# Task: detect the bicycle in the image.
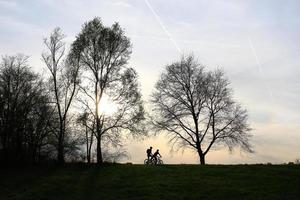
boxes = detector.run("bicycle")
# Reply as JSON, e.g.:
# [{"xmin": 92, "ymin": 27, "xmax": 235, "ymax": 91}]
[{"xmin": 144, "ymin": 156, "xmax": 163, "ymax": 165}]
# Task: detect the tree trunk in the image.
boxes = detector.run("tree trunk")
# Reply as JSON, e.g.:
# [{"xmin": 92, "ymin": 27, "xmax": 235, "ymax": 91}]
[
  {"xmin": 57, "ymin": 146, "xmax": 64, "ymax": 164},
  {"xmin": 197, "ymin": 149, "xmax": 205, "ymax": 165},
  {"xmin": 87, "ymin": 154, "xmax": 91, "ymax": 163},
  {"xmin": 86, "ymin": 137, "xmax": 91, "ymax": 163},
  {"xmin": 88, "ymin": 132, "xmax": 93, "ymax": 163},
  {"xmin": 196, "ymin": 141, "xmax": 205, "ymax": 165},
  {"xmin": 200, "ymin": 154, "xmax": 205, "ymax": 165},
  {"xmin": 96, "ymin": 135, "xmax": 103, "ymax": 164},
  {"xmin": 57, "ymin": 149, "xmax": 64, "ymax": 164},
  {"xmin": 57, "ymin": 132, "xmax": 64, "ymax": 164},
  {"xmin": 95, "ymin": 113, "xmax": 103, "ymax": 164},
  {"xmin": 85, "ymin": 126, "xmax": 90, "ymax": 163}
]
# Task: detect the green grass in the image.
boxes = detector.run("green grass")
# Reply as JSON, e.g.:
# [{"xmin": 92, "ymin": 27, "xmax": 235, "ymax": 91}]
[{"xmin": 1, "ymin": 164, "xmax": 300, "ymax": 200}]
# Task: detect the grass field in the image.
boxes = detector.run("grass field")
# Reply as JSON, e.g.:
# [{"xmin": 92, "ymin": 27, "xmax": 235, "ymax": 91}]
[{"xmin": 1, "ymin": 164, "xmax": 300, "ymax": 200}]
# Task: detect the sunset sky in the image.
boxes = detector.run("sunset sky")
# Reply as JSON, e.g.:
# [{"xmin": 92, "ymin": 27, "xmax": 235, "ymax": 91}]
[{"xmin": 0, "ymin": 0, "xmax": 299, "ymax": 164}]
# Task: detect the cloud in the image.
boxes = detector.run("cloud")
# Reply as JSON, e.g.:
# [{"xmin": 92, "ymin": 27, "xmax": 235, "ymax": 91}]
[
  {"xmin": 0, "ymin": 16, "xmax": 45, "ymax": 35},
  {"xmin": 0, "ymin": 0, "xmax": 18, "ymax": 8},
  {"xmin": 112, "ymin": 1, "xmax": 132, "ymax": 8}
]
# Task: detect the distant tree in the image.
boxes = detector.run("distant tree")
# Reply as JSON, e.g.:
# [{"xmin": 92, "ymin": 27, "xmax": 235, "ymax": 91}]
[
  {"xmin": 151, "ymin": 55, "xmax": 252, "ymax": 165},
  {"xmin": 102, "ymin": 147, "xmax": 129, "ymax": 163},
  {"xmin": 42, "ymin": 28, "xmax": 80, "ymax": 164},
  {"xmin": 76, "ymin": 110, "xmax": 95, "ymax": 163},
  {"xmin": 0, "ymin": 55, "xmax": 54, "ymax": 163},
  {"xmin": 71, "ymin": 17, "xmax": 145, "ymax": 164}
]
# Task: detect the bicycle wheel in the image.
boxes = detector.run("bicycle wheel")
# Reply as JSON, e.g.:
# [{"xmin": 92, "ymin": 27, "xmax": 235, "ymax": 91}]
[
  {"xmin": 144, "ymin": 159, "xmax": 149, "ymax": 165},
  {"xmin": 158, "ymin": 159, "xmax": 163, "ymax": 165}
]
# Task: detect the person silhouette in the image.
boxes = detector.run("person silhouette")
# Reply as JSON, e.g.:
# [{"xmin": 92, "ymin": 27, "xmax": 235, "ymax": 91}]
[
  {"xmin": 152, "ymin": 149, "xmax": 161, "ymax": 164},
  {"xmin": 146, "ymin": 146, "xmax": 153, "ymax": 161}
]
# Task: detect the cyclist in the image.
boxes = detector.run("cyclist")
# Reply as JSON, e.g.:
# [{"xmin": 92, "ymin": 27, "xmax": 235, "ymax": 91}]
[
  {"xmin": 151, "ymin": 149, "xmax": 161, "ymax": 164},
  {"xmin": 146, "ymin": 146, "xmax": 153, "ymax": 161}
]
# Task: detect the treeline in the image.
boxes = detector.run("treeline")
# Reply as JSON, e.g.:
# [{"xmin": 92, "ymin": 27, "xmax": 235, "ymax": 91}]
[
  {"xmin": 0, "ymin": 17, "xmax": 145, "ymax": 164},
  {"xmin": 0, "ymin": 17, "xmax": 252, "ymax": 165},
  {"xmin": 0, "ymin": 55, "xmax": 56, "ymax": 163}
]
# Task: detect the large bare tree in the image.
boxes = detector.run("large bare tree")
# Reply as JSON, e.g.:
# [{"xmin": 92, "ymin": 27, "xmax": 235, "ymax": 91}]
[
  {"xmin": 151, "ymin": 55, "xmax": 252, "ymax": 165},
  {"xmin": 42, "ymin": 28, "xmax": 80, "ymax": 164},
  {"xmin": 71, "ymin": 18, "xmax": 145, "ymax": 164},
  {"xmin": 0, "ymin": 55, "xmax": 55, "ymax": 163}
]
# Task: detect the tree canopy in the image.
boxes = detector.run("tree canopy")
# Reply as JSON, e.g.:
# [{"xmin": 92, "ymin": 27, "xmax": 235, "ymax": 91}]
[{"xmin": 151, "ymin": 55, "xmax": 252, "ymax": 164}]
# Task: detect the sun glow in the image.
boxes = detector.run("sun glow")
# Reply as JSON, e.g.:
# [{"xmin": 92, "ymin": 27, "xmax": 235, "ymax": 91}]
[{"xmin": 98, "ymin": 95, "xmax": 118, "ymax": 116}]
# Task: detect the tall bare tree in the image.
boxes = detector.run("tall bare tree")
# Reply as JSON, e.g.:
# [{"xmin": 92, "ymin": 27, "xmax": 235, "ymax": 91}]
[
  {"xmin": 151, "ymin": 55, "xmax": 252, "ymax": 165},
  {"xmin": 71, "ymin": 17, "xmax": 145, "ymax": 164},
  {"xmin": 42, "ymin": 28, "xmax": 80, "ymax": 163}
]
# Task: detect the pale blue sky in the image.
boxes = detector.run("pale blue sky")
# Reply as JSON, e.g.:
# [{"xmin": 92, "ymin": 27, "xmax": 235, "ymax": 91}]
[{"xmin": 0, "ymin": 0, "xmax": 299, "ymax": 164}]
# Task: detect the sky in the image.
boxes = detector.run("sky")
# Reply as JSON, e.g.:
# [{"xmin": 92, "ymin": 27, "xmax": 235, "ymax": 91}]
[{"xmin": 0, "ymin": 0, "xmax": 299, "ymax": 164}]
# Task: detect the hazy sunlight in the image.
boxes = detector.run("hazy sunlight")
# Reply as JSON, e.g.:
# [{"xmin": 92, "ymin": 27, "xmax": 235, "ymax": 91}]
[{"xmin": 98, "ymin": 94, "xmax": 118, "ymax": 116}]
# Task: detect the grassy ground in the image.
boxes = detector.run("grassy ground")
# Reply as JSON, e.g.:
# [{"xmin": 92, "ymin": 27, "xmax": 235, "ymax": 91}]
[{"xmin": 0, "ymin": 164, "xmax": 300, "ymax": 200}]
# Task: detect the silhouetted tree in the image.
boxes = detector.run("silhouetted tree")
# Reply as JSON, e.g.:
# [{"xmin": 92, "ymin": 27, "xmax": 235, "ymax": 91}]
[
  {"xmin": 71, "ymin": 17, "xmax": 145, "ymax": 164},
  {"xmin": 76, "ymin": 110, "xmax": 95, "ymax": 163},
  {"xmin": 151, "ymin": 55, "xmax": 252, "ymax": 165},
  {"xmin": 102, "ymin": 147, "xmax": 129, "ymax": 163},
  {"xmin": 42, "ymin": 28, "xmax": 80, "ymax": 164},
  {"xmin": 0, "ymin": 55, "xmax": 54, "ymax": 163}
]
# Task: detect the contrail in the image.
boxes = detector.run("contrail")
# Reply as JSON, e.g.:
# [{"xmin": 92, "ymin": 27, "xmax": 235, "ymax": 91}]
[
  {"xmin": 248, "ymin": 37, "xmax": 274, "ymax": 102},
  {"xmin": 248, "ymin": 37, "xmax": 263, "ymax": 74},
  {"xmin": 144, "ymin": 0, "xmax": 182, "ymax": 53}
]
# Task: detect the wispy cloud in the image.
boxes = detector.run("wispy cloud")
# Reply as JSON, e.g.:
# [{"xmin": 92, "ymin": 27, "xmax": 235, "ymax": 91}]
[
  {"xmin": 112, "ymin": 1, "xmax": 132, "ymax": 8},
  {"xmin": 0, "ymin": 0, "xmax": 18, "ymax": 8},
  {"xmin": 0, "ymin": 15, "xmax": 46, "ymax": 35}
]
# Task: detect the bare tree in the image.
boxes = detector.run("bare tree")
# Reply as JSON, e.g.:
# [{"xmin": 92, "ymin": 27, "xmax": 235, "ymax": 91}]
[
  {"xmin": 71, "ymin": 17, "xmax": 145, "ymax": 164},
  {"xmin": 151, "ymin": 55, "xmax": 252, "ymax": 165},
  {"xmin": 42, "ymin": 28, "xmax": 80, "ymax": 164},
  {"xmin": 0, "ymin": 55, "xmax": 55, "ymax": 163}
]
